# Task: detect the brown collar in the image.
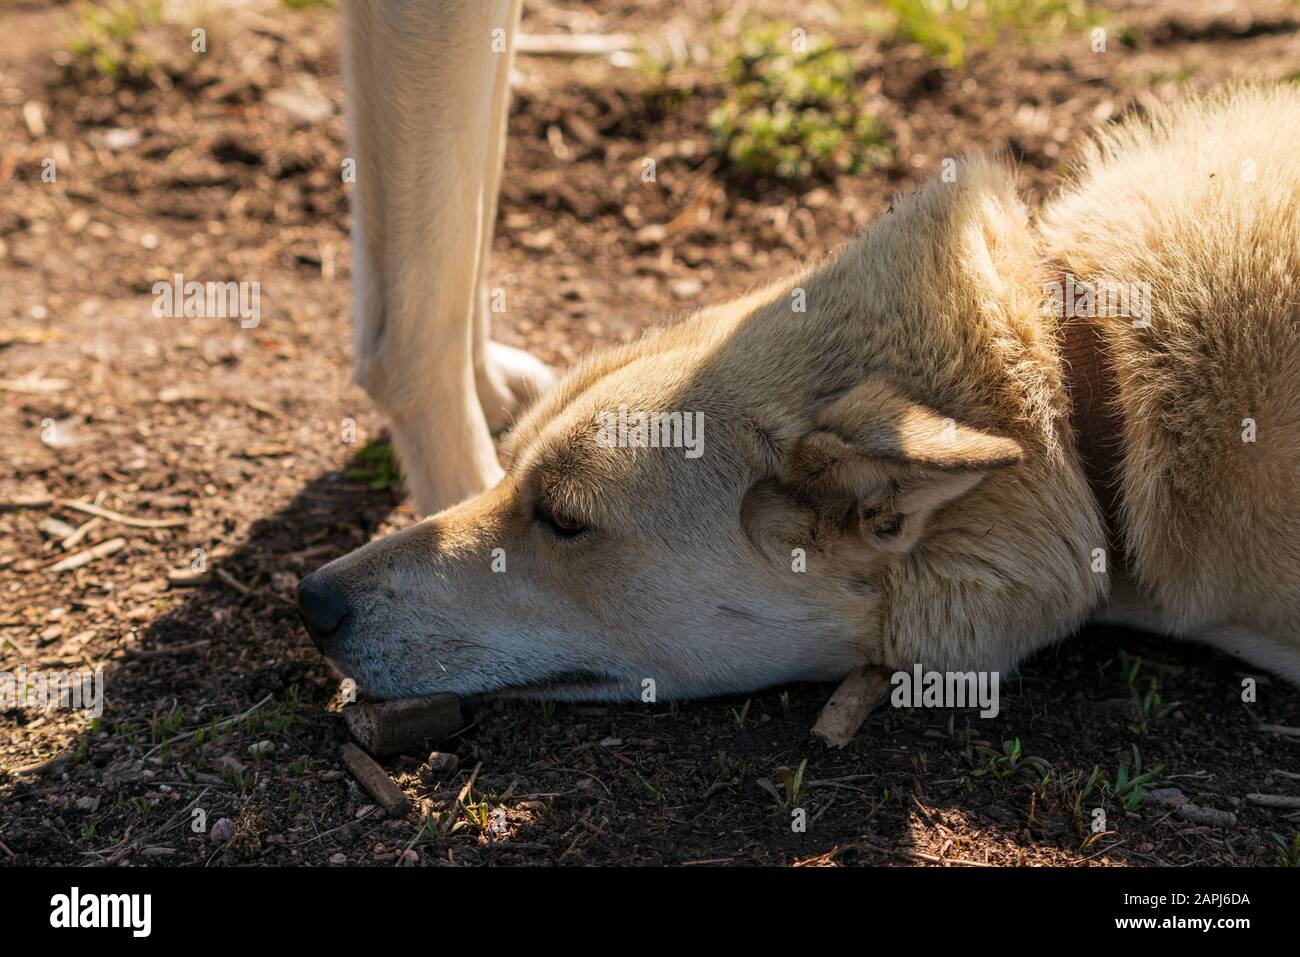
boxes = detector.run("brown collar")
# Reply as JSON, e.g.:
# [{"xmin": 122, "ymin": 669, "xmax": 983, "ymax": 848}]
[{"xmin": 1051, "ymin": 271, "xmax": 1126, "ymax": 564}]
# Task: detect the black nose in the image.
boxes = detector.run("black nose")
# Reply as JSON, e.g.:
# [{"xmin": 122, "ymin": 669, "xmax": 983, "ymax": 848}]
[{"xmin": 297, "ymin": 572, "xmax": 350, "ymax": 649}]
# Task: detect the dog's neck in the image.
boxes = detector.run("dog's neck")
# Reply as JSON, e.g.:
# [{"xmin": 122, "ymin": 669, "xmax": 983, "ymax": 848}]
[{"xmin": 1052, "ymin": 270, "xmax": 1125, "ymax": 565}]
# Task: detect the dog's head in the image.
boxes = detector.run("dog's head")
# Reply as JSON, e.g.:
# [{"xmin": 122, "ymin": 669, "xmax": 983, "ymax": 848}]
[{"xmin": 301, "ymin": 159, "xmax": 1104, "ymax": 700}]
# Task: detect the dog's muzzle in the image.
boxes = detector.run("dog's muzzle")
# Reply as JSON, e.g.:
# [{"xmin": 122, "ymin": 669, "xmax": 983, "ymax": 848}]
[{"xmin": 297, "ymin": 571, "xmax": 351, "ymax": 651}]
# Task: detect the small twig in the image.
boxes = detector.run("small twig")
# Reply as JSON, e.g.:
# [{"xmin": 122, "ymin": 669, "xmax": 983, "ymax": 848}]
[
  {"xmin": 167, "ymin": 567, "xmax": 212, "ymax": 587},
  {"xmin": 1257, "ymin": 724, "xmax": 1300, "ymax": 738},
  {"xmin": 47, "ymin": 537, "xmax": 125, "ymax": 573},
  {"xmin": 812, "ymin": 667, "xmax": 891, "ymax": 749},
  {"xmin": 115, "ymin": 788, "xmax": 210, "ymax": 861},
  {"xmin": 287, "ymin": 806, "xmax": 377, "ymax": 847},
  {"xmin": 341, "ymin": 743, "xmax": 411, "ymax": 818},
  {"xmin": 241, "ymin": 10, "xmax": 290, "ymax": 39},
  {"xmin": 6, "ymin": 753, "xmax": 72, "ymax": 777},
  {"xmin": 859, "ymin": 840, "xmax": 995, "ymax": 867},
  {"xmin": 134, "ymin": 639, "xmax": 211, "ymax": 660},
  {"xmin": 552, "ymin": 766, "xmax": 612, "ymax": 795},
  {"xmin": 1245, "ymin": 793, "xmax": 1300, "ymax": 809},
  {"xmin": 1069, "ymin": 840, "xmax": 1126, "ymax": 865},
  {"xmin": 806, "ymin": 774, "xmax": 879, "ymax": 786},
  {"xmin": 61, "ymin": 517, "xmax": 100, "ymax": 550},
  {"xmin": 58, "ymin": 498, "xmax": 187, "ymax": 529},
  {"xmin": 515, "ymin": 33, "xmax": 632, "ymax": 55},
  {"xmin": 1176, "ymin": 805, "xmax": 1237, "ymax": 827},
  {"xmin": 0, "ymin": 377, "xmax": 69, "ymax": 394},
  {"xmin": 142, "ymin": 693, "xmax": 274, "ymax": 758},
  {"xmin": 0, "ymin": 494, "xmax": 53, "ymax": 510},
  {"xmin": 214, "ymin": 567, "xmax": 252, "ymax": 595},
  {"xmin": 38, "ymin": 517, "xmax": 78, "ymax": 540}
]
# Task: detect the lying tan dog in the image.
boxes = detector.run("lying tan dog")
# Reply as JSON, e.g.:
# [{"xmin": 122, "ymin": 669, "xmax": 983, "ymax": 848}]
[{"xmin": 300, "ymin": 86, "xmax": 1300, "ymax": 701}]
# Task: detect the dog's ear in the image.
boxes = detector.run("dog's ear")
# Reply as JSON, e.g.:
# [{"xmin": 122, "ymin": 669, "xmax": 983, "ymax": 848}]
[{"xmin": 787, "ymin": 379, "xmax": 1023, "ymax": 554}]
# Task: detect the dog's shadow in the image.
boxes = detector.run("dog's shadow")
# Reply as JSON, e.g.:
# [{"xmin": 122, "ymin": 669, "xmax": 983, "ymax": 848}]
[
  {"xmin": 0, "ymin": 445, "xmax": 402, "ymax": 863},
  {"xmin": 3, "ymin": 443, "xmax": 1292, "ymax": 867},
  {"xmin": 463, "ymin": 624, "xmax": 1276, "ymax": 866}
]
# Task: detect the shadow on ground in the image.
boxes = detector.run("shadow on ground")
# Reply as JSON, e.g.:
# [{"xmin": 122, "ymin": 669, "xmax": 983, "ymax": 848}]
[{"xmin": 4, "ymin": 441, "xmax": 1296, "ymax": 866}]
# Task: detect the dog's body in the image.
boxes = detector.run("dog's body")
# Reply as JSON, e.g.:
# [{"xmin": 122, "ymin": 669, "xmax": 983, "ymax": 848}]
[
  {"xmin": 315, "ymin": 20, "xmax": 1300, "ymax": 702},
  {"xmin": 1042, "ymin": 88, "xmax": 1300, "ymax": 682}
]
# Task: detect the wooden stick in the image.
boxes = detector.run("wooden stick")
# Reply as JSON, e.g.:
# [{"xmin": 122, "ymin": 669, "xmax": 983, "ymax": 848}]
[
  {"xmin": 1245, "ymin": 793, "xmax": 1300, "ymax": 809},
  {"xmin": 515, "ymin": 33, "xmax": 632, "ymax": 56},
  {"xmin": 47, "ymin": 537, "xmax": 125, "ymax": 573},
  {"xmin": 0, "ymin": 377, "xmax": 69, "ymax": 394},
  {"xmin": 167, "ymin": 567, "xmax": 212, "ymax": 587},
  {"xmin": 1174, "ymin": 805, "xmax": 1238, "ymax": 828},
  {"xmin": 341, "ymin": 743, "xmax": 411, "ymax": 818},
  {"xmin": 1256, "ymin": 724, "xmax": 1300, "ymax": 738},
  {"xmin": 0, "ymin": 494, "xmax": 53, "ymax": 510},
  {"xmin": 6, "ymin": 753, "xmax": 71, "ymax": 777},
  {"xmin": 343, "ymin": 695, "xmax": 463, "ymax": 757},
  {"xmin": 858, "ymin": 839, "xmax": 993, "ymax": 867},
  {"xmin": 61, "ymin": 517, "xmax": 100, "ymax": 550},
  {"xmin": 58, "ymin": 499, "xmax": 187, "ymax": 529},
  {"xmin": 38, "ymin": 517, "xmax": 78, "ymax": 540},
  {"xmin": 812, "ymin": 667, "xmax": 891, "ymax": 749},
  {"xmin": 214, "ymin": 568, "xmax": 252, "ymax": 595},
  {"xmin": 134, "ymin": 639, "xmax": 211, "ymax": 660}
]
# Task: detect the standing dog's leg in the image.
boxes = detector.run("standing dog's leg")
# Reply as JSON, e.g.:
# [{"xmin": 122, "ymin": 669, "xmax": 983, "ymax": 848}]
[
  {"xmin": 343, "ymin": 0, "xmax": 547, "ymax": 515},
  {"xmin": 472, "ymin": 0, "xmax": 555, "ymax": 431}
]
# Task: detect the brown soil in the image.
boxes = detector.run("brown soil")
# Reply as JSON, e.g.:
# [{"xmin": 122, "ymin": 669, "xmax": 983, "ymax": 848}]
[{"xmin": 2, "ymin": 0, "xmax": 1298, "ymax": 867}]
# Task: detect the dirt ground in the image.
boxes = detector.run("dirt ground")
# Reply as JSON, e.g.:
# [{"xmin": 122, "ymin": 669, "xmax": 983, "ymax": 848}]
[{"xmin": 2, "ymin": 0, "xmax": 1299, "ymax": 867}]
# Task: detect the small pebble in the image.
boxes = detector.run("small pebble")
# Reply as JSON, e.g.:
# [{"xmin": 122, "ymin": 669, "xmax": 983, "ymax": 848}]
[
  {"xmin": 634, "ymin": 224, "xmax": 667, "ymax": 248},
  {"xmin": 214, "ymin": 754, "xmax": 246, "ymax": 775},
  {"xmin": 209, "ymin": 817, "xmax": 236, "ymax": 845},
  {"xmin": 425, "ymin": 751, "xmax": 459, "ymax": 773},
  {"xmin": 669, "ymin": 277, "xmax": 702, "ymax": 299}
]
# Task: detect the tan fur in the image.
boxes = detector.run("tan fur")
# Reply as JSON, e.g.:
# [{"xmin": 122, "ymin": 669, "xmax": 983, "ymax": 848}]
[
  {"xmin": 343, "ymin": 0, "xmax": 553, "ymax": 515},
  {"xmin": 1039, "ymin": 85, "xmax": 1300, "ymax": 680},
  {"xmin": 303, "ymin": 85, "xmax": 1300, "ymax": 699}
]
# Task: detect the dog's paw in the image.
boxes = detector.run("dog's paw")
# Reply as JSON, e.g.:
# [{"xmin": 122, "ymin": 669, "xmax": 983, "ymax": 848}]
[{"xmin": 476, "ymin": 340, "xmax": 556, "ymax": 432}]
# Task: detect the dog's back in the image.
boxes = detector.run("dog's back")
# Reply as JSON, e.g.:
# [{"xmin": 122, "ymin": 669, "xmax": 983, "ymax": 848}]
[{"xmin": 1040, "ymin": 86, "xmax": 1300, "ymax": 673}]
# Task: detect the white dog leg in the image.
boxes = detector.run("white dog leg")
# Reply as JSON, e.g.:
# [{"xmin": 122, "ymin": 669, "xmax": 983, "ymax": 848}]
[
  {"xmin": 472, "ymin": 0, "xmax": 556, "ymax": 431},
  {"xmin": 343, "ymin": 0, "xmax": 538, "ymax": 514}
]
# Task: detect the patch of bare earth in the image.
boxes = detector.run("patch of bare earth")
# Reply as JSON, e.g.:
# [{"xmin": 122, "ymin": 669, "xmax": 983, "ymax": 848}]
[{"xmin": 1, "ymin": 0, "xmax": 1297, "ymax": 866}]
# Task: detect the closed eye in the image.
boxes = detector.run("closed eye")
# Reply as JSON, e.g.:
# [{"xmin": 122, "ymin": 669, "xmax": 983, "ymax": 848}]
[{"xmin": 534, "ymin": 501, "xmax": 589, "ymax": 539}]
